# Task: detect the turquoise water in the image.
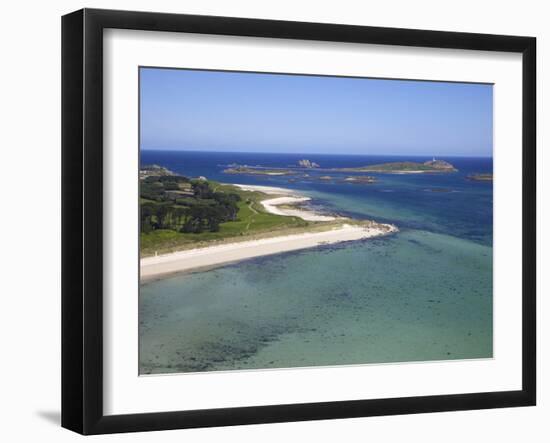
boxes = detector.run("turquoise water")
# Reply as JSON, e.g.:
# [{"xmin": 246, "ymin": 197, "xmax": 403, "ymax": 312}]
[{"xmin": 139, "ymin": 152, "xmax": 493, "ymax": 374}]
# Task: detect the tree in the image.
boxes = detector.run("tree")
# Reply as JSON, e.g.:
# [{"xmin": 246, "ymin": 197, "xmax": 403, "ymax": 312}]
[
  {"xmin": 192, "ymin": 181, "xmax": 214, "ymax": 199},
  {"xmin": 173, "ymin": 207, "xmax": 189, "ymax": 230},
  {"xmin": 181, "ymin": 205, "xmax": 206, "ymax": 233},
  {"xmin": 163, "ymin": 181, "xmax": 179, "ymax": 191},
  {"xmin": 213, "ymin": 192, "xmax": 240, "ymax": 221},
  {"xmin": 140, "ymin": 174, "xmax": 243, "ymax": 235},
  {"xmin": 155, "ymin": 205, "xmax": 170, "ymax": 229},
  {"xmin": 140, "ymin": 203, "xmax": 156, "ymax": 233}
]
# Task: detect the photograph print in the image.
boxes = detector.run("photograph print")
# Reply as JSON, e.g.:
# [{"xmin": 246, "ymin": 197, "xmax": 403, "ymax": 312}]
[{"xmin": 139, "ymin": 67, "xmax": 493, "ymax": 375}]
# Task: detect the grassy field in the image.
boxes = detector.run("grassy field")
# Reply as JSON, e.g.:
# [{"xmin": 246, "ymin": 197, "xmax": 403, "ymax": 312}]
[{"xmin": 140, "ymin": 183, "xmax": 312, "ymax": 256}]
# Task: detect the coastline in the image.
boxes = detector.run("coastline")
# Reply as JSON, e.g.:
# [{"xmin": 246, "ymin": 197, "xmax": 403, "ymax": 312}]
[
  {"xmin": 141, "ymin": 223, "xmax": 396, "ymax": 282},
  {"xmin": 234, "ymin": 184, "xmax": 337, "ymax": 221},
  {"xmin": 140, "ymin": 183, "xmax": 397, "ymax": 282}
]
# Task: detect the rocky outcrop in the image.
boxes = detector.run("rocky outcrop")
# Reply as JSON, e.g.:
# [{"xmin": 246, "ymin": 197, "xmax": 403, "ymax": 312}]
[
  {"xmin": 423, "ymin": 159, "xmax": 456, "ymax": 171},
  {"xmin": 344, "ymin": 176, "xmax": 376, "ymax": 184},
  {"xmin": 298, "ymin": 159, "xmax": 320, "ymax": 168}
]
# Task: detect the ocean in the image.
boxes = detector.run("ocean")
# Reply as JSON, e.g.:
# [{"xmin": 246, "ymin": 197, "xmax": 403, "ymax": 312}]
[{"xmin": 139, "ymin": 150, "xmax": 493, "ymax": 374}]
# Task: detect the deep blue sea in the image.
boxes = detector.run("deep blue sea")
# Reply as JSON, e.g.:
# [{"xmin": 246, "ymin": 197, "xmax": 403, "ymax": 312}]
[{"xmin": 139, "ymin": 151, "xmax": 493, "ymax": 374}]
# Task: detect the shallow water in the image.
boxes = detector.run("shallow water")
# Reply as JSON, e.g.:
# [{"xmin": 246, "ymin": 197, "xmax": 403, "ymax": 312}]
[
  {"xmin": 140, "ymin": 230, "xmax": 492, "ymax": 374},
  {"xmin": 139, "ymin": 151, "xmax": 493, "ymax": 374}
]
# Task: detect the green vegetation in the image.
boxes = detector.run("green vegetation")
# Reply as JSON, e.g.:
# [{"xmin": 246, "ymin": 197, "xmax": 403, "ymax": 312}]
[
  {"xmin": 222, "ymin": 159, "xmax": 457, "ymax": 177},
  {"xmin": 140, "ymin": 167, "xmax": 310, "ymax": 256},
  {"xmin": 332, "ymin": 159, "xmax": 457, "ymax": 173},
  {"xmin": 140, "ymin": 174, "xmax": 241, "ymax": 234}
]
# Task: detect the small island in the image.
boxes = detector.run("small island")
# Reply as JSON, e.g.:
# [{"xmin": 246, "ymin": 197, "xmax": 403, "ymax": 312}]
[
  {"xmin": 331, "ymin": 159, "xmax": 457, "ymax": 174},
  {"xmin": 223, "ymin": 165, "xmax": 298, "ymax": 176},
  {"xmin": 467, "ymin": 173, "xmax": 493, "ymax": 182},
  {"xmin": 344, "ymin": 176, "xmax": 376, "ymax": 184},
  {"xmin": 223, "ymin": 158, "xmax": 457, "ymax": 177},
  {"xmin": 223, "ymin": 158, "xmax": 460, "ymax": 175},
  {"xmin": 314, "ymin": 175, "xmax": 376, "ymax": 184}
]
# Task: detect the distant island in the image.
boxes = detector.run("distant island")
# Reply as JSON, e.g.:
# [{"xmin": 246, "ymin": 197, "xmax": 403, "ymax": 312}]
[
  {"xmin": 223, "ymin": 166, "xmax": 298, "ymax": 176},
  {"xmin": 331, "ymin": 159, "xmax": 457, "ymax": 174},
  {"xmin": 467, "ymin": 173, "xmax": 493, "ymax": 182},
  {"xmin": 317, "ymin": 175, "xmax": 376, "ymax": 184},
  {"xmin": 223, "ymin": 159, "xmax": 457, "ymax": 177}
]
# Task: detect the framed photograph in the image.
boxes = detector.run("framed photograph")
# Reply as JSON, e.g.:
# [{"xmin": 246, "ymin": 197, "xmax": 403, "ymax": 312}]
[{"xmin": 62, "ymin": 8, "xmax": 536, "ymax": 435}]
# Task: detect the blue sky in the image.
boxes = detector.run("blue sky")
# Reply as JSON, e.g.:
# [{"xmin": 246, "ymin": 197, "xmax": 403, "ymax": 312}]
[{"xmin": 140, "ymin": 67, "xmax": 493, "ymax": 157}]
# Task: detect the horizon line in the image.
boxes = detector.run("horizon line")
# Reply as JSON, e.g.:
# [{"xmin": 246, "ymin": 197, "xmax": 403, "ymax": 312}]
[{"xmin": 140, "ymin": 148, "xmax": 493, "ymax": 159}]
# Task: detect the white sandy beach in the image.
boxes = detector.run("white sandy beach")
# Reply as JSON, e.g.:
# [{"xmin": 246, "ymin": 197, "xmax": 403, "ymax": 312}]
[
  {"xmin": 141, "ymin": 223, "xmax": 395, "ymax": 281},
  {"xmin": 261, "ymin": 196, "xmax": 337, "ymax": 221},
  {"xmin": 140, "ymin": 183, "xmax": 397, "ymax": 281},
  {"xmin": 234, "ymin": 184, "xmax": 337, "ymax": 221}
]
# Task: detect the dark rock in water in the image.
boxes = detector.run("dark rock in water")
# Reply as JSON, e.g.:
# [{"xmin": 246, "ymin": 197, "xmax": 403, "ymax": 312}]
[
  {"xmin": 424, "ymin": 188, "xmax": 453, "ymax": 193},
  {"xmin": 343, "ymin": 175, "xmax": 376, "ymax": 184},
  {"xmin": 467, "ymin": 173, "xmax": 493, "ymax": 182}
]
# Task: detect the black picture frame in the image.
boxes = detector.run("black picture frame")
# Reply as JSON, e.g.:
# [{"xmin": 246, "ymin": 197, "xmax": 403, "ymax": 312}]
[{"xmin": 62, "ymin": 8, "xmax": 536, "ymax": 435}]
